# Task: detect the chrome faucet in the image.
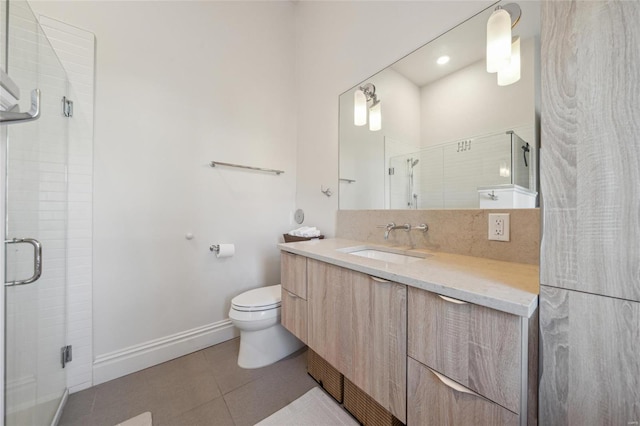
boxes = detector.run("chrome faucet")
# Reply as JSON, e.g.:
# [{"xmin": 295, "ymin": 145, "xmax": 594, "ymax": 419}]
[
  {"xmin": 413, "ymin": 223, "xmax": 429, "ymax": 232},
  {"xmin": 383, "ymin": 222, "xmax": 411, "ymax": 240}
]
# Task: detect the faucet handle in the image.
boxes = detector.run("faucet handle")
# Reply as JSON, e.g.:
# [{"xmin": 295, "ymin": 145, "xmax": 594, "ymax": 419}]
[
  {"xmin": 414, "ymin": 223, "xmax": 429, "ymax": 232},
  {"xmin": 376, "ymin": 222, "xmax": 396, "ymax": 229}
]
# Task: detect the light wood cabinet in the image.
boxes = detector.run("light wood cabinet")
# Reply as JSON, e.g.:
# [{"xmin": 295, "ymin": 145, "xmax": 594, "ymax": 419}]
[
  {"xmin": 280, "ymin": 251, "xmax": 308, "ymax": 344},
  {"xmin": 281, "ymin": 251, "xmax": 307, "ymax": 298},
  {"xmin": 350, "ymin": 271, "xmax": 406, "ymax": 422},
  {"xmin": 281, "ymin": 251, "xmax": 536, "ymax": 425},
  {"xmin": 408, "ymin": 287, "xmax": 521, "ymax": 413},
  {"xmin": 307, "ymin": 259, "xmax": 352, "ymax": 374},
  {"xmin": 539, "ymin": 286, "xmax": 640, "ymax": 424},
  {"xmin": 408, "ymin": 286, "xmax": 537, "ymax": 425},
  {"xmin": 281, "ymin": 289, "xmax": 307, "ymax": 343},
  {"xmin": 408, "ymin": 357, "xmax": 519, "ymax": 426},
  {"xmin": 307, "ymin": 258, "xmax": 407, "ymax": 423}
]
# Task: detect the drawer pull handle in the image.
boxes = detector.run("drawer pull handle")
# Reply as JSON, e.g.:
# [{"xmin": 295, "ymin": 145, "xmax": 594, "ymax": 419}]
[
  {"xmin": 286, "ymin": 290, "xmax": 298, "ymax": 299},
  {"xmin": 428, "ymin": 367, "xmax": 480, "ymax": 397},
  {"xmin": 438, "ymin": 294, "xmax": 468, "ymax": 305},
  {"xmin": 370, "ymin": 276, "xmax": 391, "ymax": 283}
]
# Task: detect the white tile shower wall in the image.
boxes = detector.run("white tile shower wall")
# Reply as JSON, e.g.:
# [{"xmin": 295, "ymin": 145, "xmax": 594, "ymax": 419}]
[{"xmin": 38, "ymin": 16, "xmax": 95, "ymax": 393}]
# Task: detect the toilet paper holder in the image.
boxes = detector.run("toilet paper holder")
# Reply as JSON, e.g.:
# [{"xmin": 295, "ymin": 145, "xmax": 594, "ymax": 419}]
[{"xmin": 209, "ymin": 244, "xmax": 220, "ymax": 253}]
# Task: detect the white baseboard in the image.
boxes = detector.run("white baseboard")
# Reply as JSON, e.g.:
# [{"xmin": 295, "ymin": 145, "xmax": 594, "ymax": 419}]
[
  {"xmin": 68, "ymin": 381, "xmax": 92, "ymax": 394},
  {"xmin": 93, "ymin": 319, "xmax": 238, "ymax": 385},
  {"xmin": 51, "ymin": 388, "xmax": 68, "ymax": 426}
]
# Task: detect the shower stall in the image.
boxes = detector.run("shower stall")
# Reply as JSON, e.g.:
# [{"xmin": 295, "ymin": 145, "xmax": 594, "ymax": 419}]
[
  {"xmin": 389, "ymin": 129, "xmax": 537, "ymax": 209},
  {"xmin": 1, "ymin": 0, "xmax": 74, "ymax": 423}
]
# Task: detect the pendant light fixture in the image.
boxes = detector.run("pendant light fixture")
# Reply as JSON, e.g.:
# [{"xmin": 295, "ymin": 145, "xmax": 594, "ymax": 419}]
[
  {"xmin": 368, "ymin": 99, "xmax": 381, "ymax": 132},
  {"xmin": 498, "ymin": 36, "xmax": 521, "ymax": 86},
  {"xmin": 486, "ymin": 3, "xmax": 521, "ymax": 85},
  {"xmin": 486, "ymin": 7, "xmax": 512, "ymax": 73},
  {"xmin": 354, "ymin": 89, "xmax": 367, "ymax": 126},
  {"xmin": 353, "ymin": 83, "xmax": 382, "ymax": 131}
]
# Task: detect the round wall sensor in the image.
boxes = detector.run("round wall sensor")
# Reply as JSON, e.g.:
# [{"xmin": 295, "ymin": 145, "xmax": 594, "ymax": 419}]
[{"xmin": 294, "ymin": 209, "xmax": 304, "ymax": 224}]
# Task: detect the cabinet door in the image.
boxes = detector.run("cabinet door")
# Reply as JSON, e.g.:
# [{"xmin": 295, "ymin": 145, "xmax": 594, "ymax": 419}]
[
  {"xmin": 307, "ymin": 259, "xmax": 352, "ymax": 374},
  {"xmin": 281, "ymin": 252, "xmax": 307, "ymax": 298},
  {"xmin": 351, "ymin": 273, "xmax": 406, "ymax": 423},
  {"xmin": 281, "ymin": 288, "xmax": 307, "ymax": 343},
  {"xmin": 408, "ymin": 357, "xmax": 519, "ymax": 426},
  {"xmin": 408, "ymin": 287, "xmax": 521, "ymax": 413},
  {"xmin": 540, "ymin": 0, "xmax": 640, "ymax": 303},
  {"xmin": 539, "ymin": 286, "xmax": 640, "ymax": 424}
]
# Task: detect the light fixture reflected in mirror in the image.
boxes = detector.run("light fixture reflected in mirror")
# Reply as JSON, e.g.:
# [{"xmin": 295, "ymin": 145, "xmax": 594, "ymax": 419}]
[
  {"xmin": 499, "ymin": 159, "xmax": 511, "ymax": 177},
  {"xmin": 368, "ymin": 99, "xmax": 381, "ymax": 131},
  {"xmin": 486, "ymin": 7, "xmax": 512, "ymax": 72},
  {"xmin": 498, "ymin": 36, "xmax": 521, "ymax": 86},
  {"xmin": 436, "ymin": 55, "xmax": 450, "ymax": 65},
  {"xmin": 354, "ymin": 89, "xmax": 367, "ymax": 126},
  {"xmin": 353, "ymin": 83, "xmax": 382, "ymax": 131},
  {"xmin": 486, "ymin": 3, "xmax": 522, "ymax": 85}
]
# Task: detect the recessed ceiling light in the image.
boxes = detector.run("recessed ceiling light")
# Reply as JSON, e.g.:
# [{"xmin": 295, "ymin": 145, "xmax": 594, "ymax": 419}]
[{"xmin": 436, "ymin": 55, "xmax": 450, "ymax": 65}]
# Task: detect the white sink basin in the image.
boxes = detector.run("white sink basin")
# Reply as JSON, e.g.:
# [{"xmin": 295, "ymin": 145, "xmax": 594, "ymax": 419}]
[{"xmin": 339, "ymin": 247, "xmax": 430, "ymax": 264}]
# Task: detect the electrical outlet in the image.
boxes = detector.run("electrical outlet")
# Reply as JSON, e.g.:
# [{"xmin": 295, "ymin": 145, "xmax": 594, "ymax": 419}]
[{"xmin": 488, "ymin": 213, "xmax": 510, "ymax": 242}]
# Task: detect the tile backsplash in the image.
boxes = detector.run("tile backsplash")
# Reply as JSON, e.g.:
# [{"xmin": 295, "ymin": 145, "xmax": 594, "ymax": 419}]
[{"xmin": 336, "ymin": 209, "xmax": 539, "ymax": 265}]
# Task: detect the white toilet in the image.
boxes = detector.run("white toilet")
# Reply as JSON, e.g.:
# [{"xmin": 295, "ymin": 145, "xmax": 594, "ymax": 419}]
[{"xmin": 229, "ymin": 284, "xmax": 304, "ymax": 369}]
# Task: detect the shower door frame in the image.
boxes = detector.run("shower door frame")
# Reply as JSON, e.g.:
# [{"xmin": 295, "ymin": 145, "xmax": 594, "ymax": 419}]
[{"xmin": 2, "ymin": 0, "xmax": 72, "ymax": 422}]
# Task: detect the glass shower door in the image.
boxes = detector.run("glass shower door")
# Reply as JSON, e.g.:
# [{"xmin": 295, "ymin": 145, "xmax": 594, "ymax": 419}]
[{"xmin": 3, "ymin": 0, "xmax": 69, "ymax": 424}]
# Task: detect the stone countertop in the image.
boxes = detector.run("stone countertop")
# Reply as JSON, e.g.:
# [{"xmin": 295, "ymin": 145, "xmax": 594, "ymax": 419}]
[{"xmin": 279, "ymin": 238, "xmax": 539, "ymax": 318}]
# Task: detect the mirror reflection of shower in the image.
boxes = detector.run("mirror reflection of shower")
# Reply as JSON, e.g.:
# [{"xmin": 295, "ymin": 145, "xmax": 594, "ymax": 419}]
[{"xmin": 407, "ymin": 158, "xmax": 419, "ymax": 209}]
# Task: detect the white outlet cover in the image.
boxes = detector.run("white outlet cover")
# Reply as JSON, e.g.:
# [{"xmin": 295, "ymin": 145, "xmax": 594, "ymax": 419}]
[{"xmin": 488, "ymin": 213, "xmax": 510, "ymax": 242}]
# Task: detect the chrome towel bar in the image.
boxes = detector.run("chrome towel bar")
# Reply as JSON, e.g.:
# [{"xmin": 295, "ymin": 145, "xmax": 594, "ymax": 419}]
[{"xmin": 210, "ymin": 161, "xmax": 284, "ymax": 175}]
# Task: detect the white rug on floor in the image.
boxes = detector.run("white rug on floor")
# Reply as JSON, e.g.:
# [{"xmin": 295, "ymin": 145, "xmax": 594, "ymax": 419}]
[
  {"xmin": 255, "ymin": 388, "xmax": 358, "ymax": 426},
  {"xmin": 115, "ymin": 411, "xmax": 152, "ymax": 426}
]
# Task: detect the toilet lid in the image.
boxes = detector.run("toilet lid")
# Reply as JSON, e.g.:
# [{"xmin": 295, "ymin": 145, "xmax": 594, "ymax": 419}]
[{"xmin": 232, "ymin": 284, "xmax": 281, "ymax": 312}]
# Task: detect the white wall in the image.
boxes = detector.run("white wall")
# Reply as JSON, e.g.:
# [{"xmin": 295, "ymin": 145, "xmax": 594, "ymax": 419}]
[
  {"xmin": 420, "ymin": 37, "xmax": 536, "ymax": 147},
  {"xmin": 30, "ymin": 1, "xmax": 297, "ymax": 384},
  {"xmin": 339, "ymin": 68, "xmax": 420, "ymax": 210},
  {"xmin": 295, "ymin": 1, "xmax": 494, "ymax": 236},
  {"xmin": 22, "ymin": 0, "xmax": 497, "ymax": 387}
]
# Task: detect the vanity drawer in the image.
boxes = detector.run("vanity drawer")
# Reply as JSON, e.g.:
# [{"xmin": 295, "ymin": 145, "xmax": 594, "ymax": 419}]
[
  {"xmin": 281, "ymin": 251, "xmax": 307, "ymax": 299},
  {"xmin": 408, "ymin": 357, "xmax": 518, "ymax": 426},
  {"xmin": 281, "ymin": 288, "xmax": 307, "ymax": 343},
  {"xmin": 407, "ymin": 287, "xmax": 521, "ymax": 413}
]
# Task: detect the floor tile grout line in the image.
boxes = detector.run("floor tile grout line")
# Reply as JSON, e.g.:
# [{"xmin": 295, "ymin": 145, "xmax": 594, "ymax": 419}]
[{"xmin": 60, "ymin": 341, "xmax": 309, "ymax": 426}]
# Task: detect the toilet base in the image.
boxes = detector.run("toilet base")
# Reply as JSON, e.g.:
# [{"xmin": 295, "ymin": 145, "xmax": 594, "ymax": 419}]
[{"xmin": 237, "ymin": 323, "xmax": 305, "ymax": 369}]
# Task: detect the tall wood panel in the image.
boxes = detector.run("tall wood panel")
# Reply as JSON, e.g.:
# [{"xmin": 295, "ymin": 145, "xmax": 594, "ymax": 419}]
[
  {"xmin": 541, "ymin": 0, "xmax": 640, "ymax": 301},
  {"xmin": 541, "ymin": 1, "xmax": 640, "ymax": 421},
  {"xmin": 539, "ymin": 286, "xmax": 640, "ymax": 424}
]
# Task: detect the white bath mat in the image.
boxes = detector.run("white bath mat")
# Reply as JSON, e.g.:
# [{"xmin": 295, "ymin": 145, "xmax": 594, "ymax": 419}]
[
  {"xmin": 255, "ymin": 387, "xmax": 357, "ymax": 426},
  {"xmin": 115, "ymin": 411, "xmax": 152, "ymax": 426}
]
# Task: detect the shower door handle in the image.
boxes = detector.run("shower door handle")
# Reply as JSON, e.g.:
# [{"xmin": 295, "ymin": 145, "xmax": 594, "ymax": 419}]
[
  {"xmin": 0, "ymin": 89, "xmax": 41, "ymax": 125},
  {"xmin": 4, "ymin": 238, "xmax": 43, "ymax": 286}
]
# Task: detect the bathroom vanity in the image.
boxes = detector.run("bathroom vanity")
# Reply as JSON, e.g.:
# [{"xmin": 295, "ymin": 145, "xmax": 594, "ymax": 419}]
[{"xmin": 279, "ymin": 238, "xmax": 538, "ymax": 426}]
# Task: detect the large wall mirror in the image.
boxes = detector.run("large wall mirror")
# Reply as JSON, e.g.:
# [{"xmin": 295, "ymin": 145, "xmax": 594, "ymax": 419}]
[{"xmin": 339, "ymin": 1, "xmax": 540, "ymax": 210}]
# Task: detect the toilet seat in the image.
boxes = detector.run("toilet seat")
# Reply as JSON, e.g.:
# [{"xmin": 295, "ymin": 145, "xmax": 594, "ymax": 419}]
[{"xmin": 231, "ymin": 284, "xmax": 281, "ymax": 312}]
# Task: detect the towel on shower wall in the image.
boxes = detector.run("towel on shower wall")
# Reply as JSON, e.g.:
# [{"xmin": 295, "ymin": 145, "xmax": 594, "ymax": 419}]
[{"xmin": 288, "ymin": 227, "xmax": 321, "ymax": 237}]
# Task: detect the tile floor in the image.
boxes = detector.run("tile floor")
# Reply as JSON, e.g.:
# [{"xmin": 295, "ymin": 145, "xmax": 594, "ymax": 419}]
[{"xmin": 59, "ymin": 338, "xmax": 318, "ymax": 426}]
